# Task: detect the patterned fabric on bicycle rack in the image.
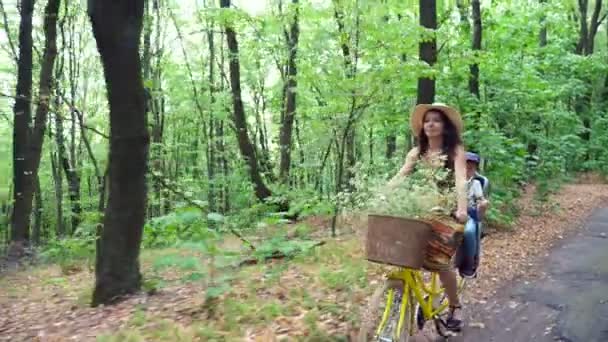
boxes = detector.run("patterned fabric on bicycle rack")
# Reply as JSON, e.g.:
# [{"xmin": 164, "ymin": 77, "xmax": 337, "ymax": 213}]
[{"xmin": 423, "ymin": 219, "xmax": 464, "ymax": 272}]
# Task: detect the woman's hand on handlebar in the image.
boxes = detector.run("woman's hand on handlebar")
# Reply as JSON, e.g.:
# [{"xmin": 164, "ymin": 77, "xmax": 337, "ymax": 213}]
[{"xmin": 455, "ymin": 209, "xmax": 468, "ymax": 223}]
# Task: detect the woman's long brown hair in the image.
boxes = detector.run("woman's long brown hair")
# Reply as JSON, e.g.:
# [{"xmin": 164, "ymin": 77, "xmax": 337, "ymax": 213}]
[{"xmin": 417, "ymin": 110, "xmax": 462, "ymax": 170}]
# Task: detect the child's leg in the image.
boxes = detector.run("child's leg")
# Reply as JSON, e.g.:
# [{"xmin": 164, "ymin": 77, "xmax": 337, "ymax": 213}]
[
  {"xmin": 459, "ymin": 208, "xmax": 479, "ymax": 276},
  {"xmin": 461, "ymin": 217, "xmax": 477, "ymax": 276}
]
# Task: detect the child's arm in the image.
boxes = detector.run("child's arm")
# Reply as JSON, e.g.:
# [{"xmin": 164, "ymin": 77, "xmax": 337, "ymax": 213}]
[{"xmin": 472, "ymin": 180, "xmax": 487, "ymax": 218}]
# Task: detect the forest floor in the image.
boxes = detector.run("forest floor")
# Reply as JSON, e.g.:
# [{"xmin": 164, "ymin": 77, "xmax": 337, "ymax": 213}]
[{"xmin": 1, "ymin": 176, "xmax": 607, "ymax": 342}]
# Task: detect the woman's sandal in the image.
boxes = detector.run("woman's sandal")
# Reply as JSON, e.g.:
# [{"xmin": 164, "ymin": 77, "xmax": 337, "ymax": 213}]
[{"xmin": 446, "ymin": 304, "xmax": 463, "ymax": 331}]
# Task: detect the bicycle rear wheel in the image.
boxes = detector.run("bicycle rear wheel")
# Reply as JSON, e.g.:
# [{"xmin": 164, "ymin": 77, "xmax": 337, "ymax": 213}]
[{"xmin": 358, "ymin": 279, "xmax": 414, "ymax": 342}]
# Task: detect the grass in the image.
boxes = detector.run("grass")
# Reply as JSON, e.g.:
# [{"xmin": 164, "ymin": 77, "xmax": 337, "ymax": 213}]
[{"xmin": 1, "ymin": 228, "xmax": 371, "ymax": 341}]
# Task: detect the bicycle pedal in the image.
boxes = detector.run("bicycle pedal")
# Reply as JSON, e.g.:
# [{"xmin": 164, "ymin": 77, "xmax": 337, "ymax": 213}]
[{"xmin": 445, "ymin": 330, "xmax": 461, "ymax": 337}]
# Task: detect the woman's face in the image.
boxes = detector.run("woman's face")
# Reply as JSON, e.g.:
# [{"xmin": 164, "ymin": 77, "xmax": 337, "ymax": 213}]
[{"xmin": 423, "ymin": 110, "xmax": 445, "ymax": 138}]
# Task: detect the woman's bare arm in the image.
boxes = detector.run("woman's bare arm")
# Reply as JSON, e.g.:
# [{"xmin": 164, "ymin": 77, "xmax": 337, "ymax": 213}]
[
  {"xmin": 453, "ymin": 145, "xmax": 468, "ymax": 217},
  {"xmin": 388, "ymin": 147, "xmax": 419, "ymax": 186}
]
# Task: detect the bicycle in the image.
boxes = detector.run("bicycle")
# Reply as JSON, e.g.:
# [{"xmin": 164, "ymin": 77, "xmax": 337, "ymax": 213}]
[{"xmin": 359, "ymin": 215, "xmax": 472, "ymax": 341}]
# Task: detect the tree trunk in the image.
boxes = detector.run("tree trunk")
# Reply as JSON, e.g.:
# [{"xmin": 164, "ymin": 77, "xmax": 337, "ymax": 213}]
[
  {"xmin": 294, "ymin": 116, "xmax": 306, "ymax": 186},
  {"xmin": 605, "ymin": 17, "xmax": 608, "ymax": 103},
  {"xmin": 28, "ymin": 0, "xmax": 61, "ymax": 241},
  {"xmin": 62, "ymin": 151, "xmax": 81, "ymax": 233},
  {"xmin": 369, "ymin": 126, "xmax": 374, "ymax": 166},
  {"xmin": 345, "ymin": 127, "xmax": 356, "ymax": 192},
  {"xmin": 539, "ymin": 0, "xmax": 547, "ymax": 47},
  {"xmin": 278, "ymin": 0, "xmax": 300, "ymax": 184},
  {"xmin": 575, "ymin": 0, "xmax": 589, "ymax": 55},
  {"xmin": 417, "ymin": 0, "xmax": 437, "ymax": 104},
  {"xmin": 10, "ymin": 0, "xmax": 35, "ymax": 243},
  {"xmin": 332, "ymin": 0, "xmax": 360, "ymax": 191},
  {"xmin": 32, "ymin": 175, "xmax": 42, "ymax": 245},
  {"xmin": 74, "ymin": 109, "xmax": 103, "ymax": 213},
  {"xmin": 218, "ymin": 120, "xmax": 230, "ymax": 212},
  {"xmin": 150, "ymin": 0, "xmax": 165, "ymax": 217},
  {"xmin": 385, "ymin": 135, "xmax": 396, "ymax": 159},
  {"xmin": 89, "ymin": 0, "xmax": 149, "ymax": 306},
  {"xmin": 142, "ymin": 0, "xmax": 152, "ymax": 82},
  {"xmin": 252, "ymin": 78, "xmax": 275, "ymax": 182},
  {"xmin": 220, "ymin": 0, "xmax": 273, "ymax": 202},
  {"xmin": 142, "ymin": 0, "xmax": 154, "ymax": 219},
  {"xmin": 383, "ymin": 2, "xmax": 398, "ymax": 158},
  {"xmin": 50, "ymin": 150, "xmax": 65, "ymax": 237},
  {"xmin": 218, "ymin": 35, "xmax": 230, "ymax": 212},
  {"xmin": 65, "ymin": 11, "xmax": 83, "ymax": 230},
  {"xmin": 577, "ymin": 0, "xmax": 603, "ymax": 56},
  {"xmin": 529, "ymin": 0, "xmax": 548, "ymax": 157},
  {"xmin": 207, "ymin": 14, "xmax": 217, "ymax": 215},
  {"xmin": 574, "ymin": 0, "xmax": 603, "ymax": 147},
  {"xmin": 469, "ymin": 0, "xmax": 481, "ymax": 99},
  {"xmin": 456, "ymin": 0, "xmax": 470, "ymax": 32}
]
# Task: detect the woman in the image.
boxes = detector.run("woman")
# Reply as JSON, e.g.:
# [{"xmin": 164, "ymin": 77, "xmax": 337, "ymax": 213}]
[{"xmin": 389, "ymin": 102, "xmax": 468, "ymax": 331}]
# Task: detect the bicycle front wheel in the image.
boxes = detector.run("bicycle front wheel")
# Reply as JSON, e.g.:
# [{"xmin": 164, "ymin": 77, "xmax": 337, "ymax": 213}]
[{"xmin": 358, "ymin": 279, "xmax": 414, "ymax": 342}]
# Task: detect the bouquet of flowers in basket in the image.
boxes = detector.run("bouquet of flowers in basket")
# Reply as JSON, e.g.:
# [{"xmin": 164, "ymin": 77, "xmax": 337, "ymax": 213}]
[{"xmin": 366, "ymin": 156, "xmax": 457, "ymax": 221}]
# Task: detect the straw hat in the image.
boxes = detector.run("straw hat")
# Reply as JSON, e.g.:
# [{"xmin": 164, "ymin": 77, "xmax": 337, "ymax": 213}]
[{"xmin": 410, "ymin": 103, "xmax": 463, "ymax": 137}]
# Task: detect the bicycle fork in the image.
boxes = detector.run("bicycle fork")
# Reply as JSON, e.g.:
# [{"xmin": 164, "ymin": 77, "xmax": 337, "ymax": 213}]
[{"xmin": 375, "ymin": 283, "xmax": 410, "ymax": 341}]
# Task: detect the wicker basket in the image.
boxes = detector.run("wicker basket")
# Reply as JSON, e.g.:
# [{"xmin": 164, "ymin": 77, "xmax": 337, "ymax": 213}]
[{"xmin": 366, "ymin": 214, "xmax": 463, "ymax": 271}]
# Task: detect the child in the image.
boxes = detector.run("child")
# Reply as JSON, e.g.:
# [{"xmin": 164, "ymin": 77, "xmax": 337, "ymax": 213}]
[{"xmin": 459, "ymin": 152, "xmax": 486, "ymax": 277}]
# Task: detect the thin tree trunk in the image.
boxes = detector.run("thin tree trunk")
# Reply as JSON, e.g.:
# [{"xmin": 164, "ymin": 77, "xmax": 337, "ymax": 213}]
[
  {"xmin": 32, "ymin": 175, "xmax": 42, "ymax": 245},
  {"xmin": 539, "ymin": 0, "xmax": 547, "ymax": 47},
  {"xmin": 62, "ymin": 150, "xmax": 81, "ymax": 233},
  {"xmin": 368, "ymin": 126, "xmax": 373, "ymax": 166},
  {"xmin": 50, "ymin": 149, "xmax": 65, "ymax": 237},
  {"xmin": 294, "ymin": 116, "xmax": 306, "ymax": 186},
  {"xmin": 469, "ymin": 0, "xmax": 481, "ymax": 99},
  {"xmin": 74, "ymin": 109, "xmax": 103, "ymax": 210},
  {"xmin": 218, "ymin": 34, "xmax": 230, "ymax": 212},
  {"xmin": 142, "ymin": 0, "xmax": 152, "ymax": 82},
  {"xmin": 59, "ymin": 7, "xmax": 82, "ymax": 233},
  {"xmin": 10, "ymin": 0, "xmax": 35, "ymax": 243},
  {"xmin": 330, "ymin": 0, "xmax": 362, "ymax": 235},
  {"xmin": 89, "ymin": 0, "xmax": 148, "ymax": 306},
  {"xmin": 529, "ymin": 0, "xmax": 548, "ymax": 157},
  {"xmin": 385, "ymin": 134, "xmax": 396, "ymax": 159},
  {"xmin": 207, "ymin": 11, "xmax": 217, "ymax": 216},
  {"xmin": 417, "ymin": 0, "xmax": 437, "ymax": 104},
  {"xmin": 605, "ymin": 17, "xmax": 608, "ymax": 104},
  {"xmin": 220, "ymin": 0, "xmax": 273, "ymax": 202},
  {"xmin": 252, "ymin": 79, "xmax": 274, "ymax": 181},
  {"xmin": 456, "ymin": 0, "xmax": 470, "ymax": 32},
  {"xmin": 219, "ymin": 120, "xmax": 229, "ymax": 212},
  {"xmin": 332, "ymin": 0, "xmax": 360, "ymax": 192},
  {"xmin": 168, "ymin": 7, "xmax": 208, "ymax": 166},
  {"xmin": 151, "ymin": 0, "xmax": 165, "ymax": 217},
  {"xmin": 278, "ymin": 0, "xmax": 300, "ymax": 184},
  {"xmin": 27, "ymin": 0, "xmax": 61, "ymax": 242},
  {"xmin": 383, "ymin": 1, "xmax": 397, "ymax": 159},
  {"xmin": 574, "ymin": 0, "xmax": 604, "ymax": 147},
  {"xmin": 315, "ymin": 138, "xmax": 334, "ymax": 194},
  {"xmin": 142, "ymin": 0, "xmax": 154, "ymax": 219}
]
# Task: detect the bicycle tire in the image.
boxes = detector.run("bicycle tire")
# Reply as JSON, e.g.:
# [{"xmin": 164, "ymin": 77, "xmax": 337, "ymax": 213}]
[{"xmin": 357, "ymin": 279, "xmax": 413, "ymax": 342}]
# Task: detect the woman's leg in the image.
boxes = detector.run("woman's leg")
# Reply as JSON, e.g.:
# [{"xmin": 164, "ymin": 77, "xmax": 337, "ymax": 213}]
[
  {"xmin": 439, "ymin": 269, "xmax": 462, "ymax": 329},
  {"xmin": 439, "ymin": 270, "xmax": 459, "ymax": 304}
]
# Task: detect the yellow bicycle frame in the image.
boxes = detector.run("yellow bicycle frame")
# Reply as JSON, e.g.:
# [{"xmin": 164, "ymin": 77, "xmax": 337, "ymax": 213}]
[{"xmin": 375, "ymin": 268, "xmax": 466, "ymax": 339}]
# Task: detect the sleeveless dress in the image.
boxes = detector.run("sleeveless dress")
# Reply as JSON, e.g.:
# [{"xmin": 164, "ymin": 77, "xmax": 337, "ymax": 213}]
[{"xmin": 413, "ymin": 152, "xmax": 464, "ymax": 272}]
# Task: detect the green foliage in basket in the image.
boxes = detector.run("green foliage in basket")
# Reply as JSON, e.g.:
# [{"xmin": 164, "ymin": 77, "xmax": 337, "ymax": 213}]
[{"xmin": 366, "ymin": 156, "xmax": 457, "ymax": 220}]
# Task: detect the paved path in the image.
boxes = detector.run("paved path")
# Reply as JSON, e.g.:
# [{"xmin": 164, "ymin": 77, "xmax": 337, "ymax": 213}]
[{"xmin": 458, "ymin": 207, "xmax": 608, "ymax": 342}]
